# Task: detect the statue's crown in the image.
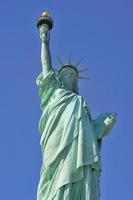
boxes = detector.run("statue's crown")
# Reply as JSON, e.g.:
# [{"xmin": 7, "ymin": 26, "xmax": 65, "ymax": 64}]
[
  {"xmin": 58, "ymin": 64, "xmax": 79, "ymax": 77},
  {"xmin": 57, "ymin": 55, "xmax": 88, "ymax": 80}
]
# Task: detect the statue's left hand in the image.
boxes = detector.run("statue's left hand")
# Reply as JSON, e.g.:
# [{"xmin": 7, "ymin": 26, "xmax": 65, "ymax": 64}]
[
  {"xmin": 94, "ymin": 112, "xmax": 117, "ymax": 139},
  {"xmin": 104, "ymin": 113, "xmax": 117, "ymax": 128},
  {"xmin": 102, "ymin": 112, "xmax": 117, "ymax": 136}
]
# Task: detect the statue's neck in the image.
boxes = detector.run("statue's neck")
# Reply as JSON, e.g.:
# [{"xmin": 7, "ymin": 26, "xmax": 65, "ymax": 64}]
[{"xmin": 61, "ymin": 83, "xmax": 78, "ymax": 94}]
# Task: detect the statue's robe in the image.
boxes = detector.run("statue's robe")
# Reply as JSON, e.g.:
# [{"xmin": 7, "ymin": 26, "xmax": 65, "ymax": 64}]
[{"xmin": 36, "ymin": 70, "xmax": 103, "ymax": 200}]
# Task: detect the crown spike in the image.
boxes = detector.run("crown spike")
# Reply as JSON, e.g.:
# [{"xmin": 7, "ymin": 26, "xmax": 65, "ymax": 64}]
[
  {"xmin": 78, "ymin": 68, "xmax": 88, "ymax": 73},
  {"xmin": 79, "ymin": 76, "xmax": 89, "ymax": 80},
  {"xmin": 75, "ymin": 59, "xmax": 83, "ymax": 68},
  {"xmin": 68, "ymin": 52, "xmax": 71, "ymax": 65},
  {"xmin": 57, "ymin": 56, "xmax": 64, "ymax": 66}
]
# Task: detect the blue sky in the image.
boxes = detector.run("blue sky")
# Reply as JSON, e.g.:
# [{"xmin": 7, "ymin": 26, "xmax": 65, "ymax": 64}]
[{"xmin": 0, "ymin": 0, "xmax": 132, "ymax": 199}]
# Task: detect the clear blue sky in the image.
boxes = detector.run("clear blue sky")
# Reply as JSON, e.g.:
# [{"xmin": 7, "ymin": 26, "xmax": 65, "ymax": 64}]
[{"xmin": 0, "ymin": 0, "xmax": 132, "ymax": 199}]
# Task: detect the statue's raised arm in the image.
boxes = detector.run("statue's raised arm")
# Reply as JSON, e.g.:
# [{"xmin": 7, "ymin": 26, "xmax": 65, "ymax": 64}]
[
  {"xmin": 40, "ymin": 25, "xmax": 51, "ymax": 77},
  {"xmin": 37, "ymin": 12, "xmax": 53, "ymax": 78}
]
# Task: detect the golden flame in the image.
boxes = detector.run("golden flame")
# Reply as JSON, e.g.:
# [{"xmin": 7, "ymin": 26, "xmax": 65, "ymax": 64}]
[{"xmin": 41, "ymin": 12, "xmax": 49, "ymax": 17}]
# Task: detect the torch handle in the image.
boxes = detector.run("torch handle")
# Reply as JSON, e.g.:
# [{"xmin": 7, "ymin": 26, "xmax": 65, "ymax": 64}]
[{"xmin": 39, "ymin": 25, "xmax": 50, "ymax": 43}]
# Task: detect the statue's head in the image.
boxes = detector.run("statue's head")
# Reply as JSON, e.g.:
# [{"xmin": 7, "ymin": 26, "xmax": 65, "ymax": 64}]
[
  {"xmin": 58, "ymin": 65, "xmax": 79, "ymax": 93},
  {"xmin": 57, "ymin": 55, "xmax": 88, "ymax": 94}
]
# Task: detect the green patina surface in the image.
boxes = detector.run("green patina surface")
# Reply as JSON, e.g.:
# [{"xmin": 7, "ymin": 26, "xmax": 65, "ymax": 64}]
[{"xmin": 36, "ymin": 13, "xmax": 116, "ymax": 200}]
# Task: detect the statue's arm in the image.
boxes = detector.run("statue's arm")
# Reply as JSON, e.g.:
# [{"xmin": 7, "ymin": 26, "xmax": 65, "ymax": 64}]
[{"xmin": 39, "ymin": 25, "xmax": 52, "ymax": 78}]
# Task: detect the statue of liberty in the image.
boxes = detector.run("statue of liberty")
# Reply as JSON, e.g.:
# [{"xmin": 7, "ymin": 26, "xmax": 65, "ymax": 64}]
[{"xmin": 36, "ymin": 12, "xmax": 116, "ymax": 200}]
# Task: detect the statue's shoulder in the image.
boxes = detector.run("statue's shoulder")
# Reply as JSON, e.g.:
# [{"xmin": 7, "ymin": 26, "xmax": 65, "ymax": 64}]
[{"xmin": 36, "ymin": 69, "xmax": 59, "ymax": 87}]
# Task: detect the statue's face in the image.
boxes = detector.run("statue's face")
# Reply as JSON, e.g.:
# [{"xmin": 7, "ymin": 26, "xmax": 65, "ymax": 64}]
[{"xmin": 59, "ymin": 68, "xmax": 79, "ymax": 92}]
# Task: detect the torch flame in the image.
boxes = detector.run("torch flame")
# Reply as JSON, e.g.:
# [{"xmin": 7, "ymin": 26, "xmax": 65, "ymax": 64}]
[{"xmin": 42, "ymin": 12, "xmax": 49, "ymax": 17}]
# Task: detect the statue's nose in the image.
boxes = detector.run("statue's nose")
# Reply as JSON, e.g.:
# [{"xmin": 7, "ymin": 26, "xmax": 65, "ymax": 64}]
[{"xmin": 67, "ymin": 71, "xmax": 71, "ymax": 77}]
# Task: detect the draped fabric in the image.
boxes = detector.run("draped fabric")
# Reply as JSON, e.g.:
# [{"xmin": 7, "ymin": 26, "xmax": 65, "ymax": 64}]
[{"xmin": 36, "ymin": 70, "xmax": 102, "ymax": 200}]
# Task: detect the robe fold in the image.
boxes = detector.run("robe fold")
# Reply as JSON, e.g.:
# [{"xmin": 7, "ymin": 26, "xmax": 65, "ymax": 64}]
[{"xmin": 36, "ymin": 70, "xmax": 102, "ymax": 200}]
